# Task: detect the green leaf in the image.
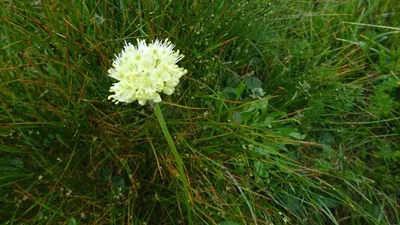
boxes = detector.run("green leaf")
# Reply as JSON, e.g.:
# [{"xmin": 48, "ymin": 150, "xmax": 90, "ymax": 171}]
[
  {"xmin": 318, "ymin": 133, "xmax": 335, "ymax": 146},
  {"xmin": 68, "ymin": 218, "xmax": 77, "ymax": 225},
  {"xmin": 112, "ymin": 176, "xmax": 125, "ymax": 188},
  {"xmin": 218, "ymin": 221, "xmax": 241, "ymax": 225},
  {"xmin": 232, "ymin": 111, "xmax": 242, "ymax": 124},
  {"xmin": 289, "ymin": 131, "xmax": 305, "ymax": 140},
  {"xmin": 245, "ymin": 77, "xmax": 262, "ymax": 90},
  {"xmin": 254, "ymin": 146, "xmax": 269, "ymax": 156},
  {"xmin": 255, "ymin": 111, "xmax": 285, "ymax": 128},
  {"xmin": 392, "ymin": 151, "xmax": 400, "ymax": 160},
  {"xmin": 241, "ymin": 109, "xmax": 258, "ymax": 121},
  {"xmin": 262, "ymin": 116, "xmax": 275, "ymax": 128},
  {"xmin": 99, "ymin": 166, "xmax": 112, "ymax": 182},
  {"xmin": 254, "ymin": 161, "xmax": 268, "ymax": 178},
  {"xmin": 364, "ymin": 204, "xmax": 384, "ymax": 221},
  {"xmin": 248, "ymin": 99, "xmax": 268, "ymax": 116},
  {"xmin": 221, "ymin": 87, "xmax": 237, "ymax": 100}
]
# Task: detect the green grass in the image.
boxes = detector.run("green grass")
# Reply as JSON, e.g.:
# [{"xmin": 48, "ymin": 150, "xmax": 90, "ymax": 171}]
[{"xmin": 1, "ymin": 0, "xmax": 399, "ymax": 224}]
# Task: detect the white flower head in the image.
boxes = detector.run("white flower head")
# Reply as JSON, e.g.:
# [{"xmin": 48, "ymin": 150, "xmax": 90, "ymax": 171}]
[{"xmin": 108, "ymin": 39, "xmax": 187, "ymax": 105}]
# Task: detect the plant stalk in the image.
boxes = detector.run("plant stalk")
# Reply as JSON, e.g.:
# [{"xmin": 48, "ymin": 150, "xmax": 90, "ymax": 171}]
[{"xmin": 154, "ymin": 103, "xmax": 192, "ymax": 224}]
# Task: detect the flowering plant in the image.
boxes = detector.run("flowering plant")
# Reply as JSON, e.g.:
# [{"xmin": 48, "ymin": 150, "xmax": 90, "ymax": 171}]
[
  {"xmin": 108, "ymin": 39, "xmax": 187, "ymax": 105},
  {"xmin": 107, "ymin": 38, "xmax": 192, "ymax": 223}
]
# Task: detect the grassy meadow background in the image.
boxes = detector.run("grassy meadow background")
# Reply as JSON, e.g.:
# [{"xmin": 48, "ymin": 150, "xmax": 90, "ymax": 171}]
[{"xmin": 1, "ymin": 0, "xmax": 400, "ymax": 224}]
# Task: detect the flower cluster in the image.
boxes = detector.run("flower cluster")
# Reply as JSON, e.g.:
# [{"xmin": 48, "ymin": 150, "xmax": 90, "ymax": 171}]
[{"xmin": 108, "ymin": 39, "xmax": 187, "ymax": 105}]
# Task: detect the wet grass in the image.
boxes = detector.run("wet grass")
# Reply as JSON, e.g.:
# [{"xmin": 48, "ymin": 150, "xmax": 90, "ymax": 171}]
[{"xmin": 1, "ymin": 0, "xmax": 399, "ymax": 224}]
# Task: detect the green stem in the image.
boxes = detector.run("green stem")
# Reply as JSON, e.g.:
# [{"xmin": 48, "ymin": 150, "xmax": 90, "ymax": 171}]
[{"xmin": 154, "ymin": 103, "xmax": 192, "ymax": 224}]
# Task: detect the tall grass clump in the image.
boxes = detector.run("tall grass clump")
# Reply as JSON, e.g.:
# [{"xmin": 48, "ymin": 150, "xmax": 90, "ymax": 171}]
[{"xmin": 1, "ymin": 0, "xmax": 399, "ymax": 224}]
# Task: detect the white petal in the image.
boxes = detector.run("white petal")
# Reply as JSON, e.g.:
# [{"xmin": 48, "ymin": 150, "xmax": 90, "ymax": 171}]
[
  {"xmin": 138, "ymin": 99, "xmax": 147, "ymax": 105},
  {"xmin": 107, "ymin": 39, "xmax": 187, "ymax": 105},
  {"xmin": 152, "ymin": 93, "xmax": 162, "ymax": 102},
  {"xmin": 160, "ymin": 72, "xmax": 171, "ymax": 81},
  {"xmin": 166, "ymin": 80, "xmax": 178, "ymax": 87},
  {"xmin": 163, "ymin": 87, "xmax": 174, "ymax": 95}
]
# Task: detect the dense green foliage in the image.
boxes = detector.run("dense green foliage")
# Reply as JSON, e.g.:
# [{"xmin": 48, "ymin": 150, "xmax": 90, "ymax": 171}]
[{"xmin": 1, "ymin": 0, "xmax": 399, "ymax": 224}]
